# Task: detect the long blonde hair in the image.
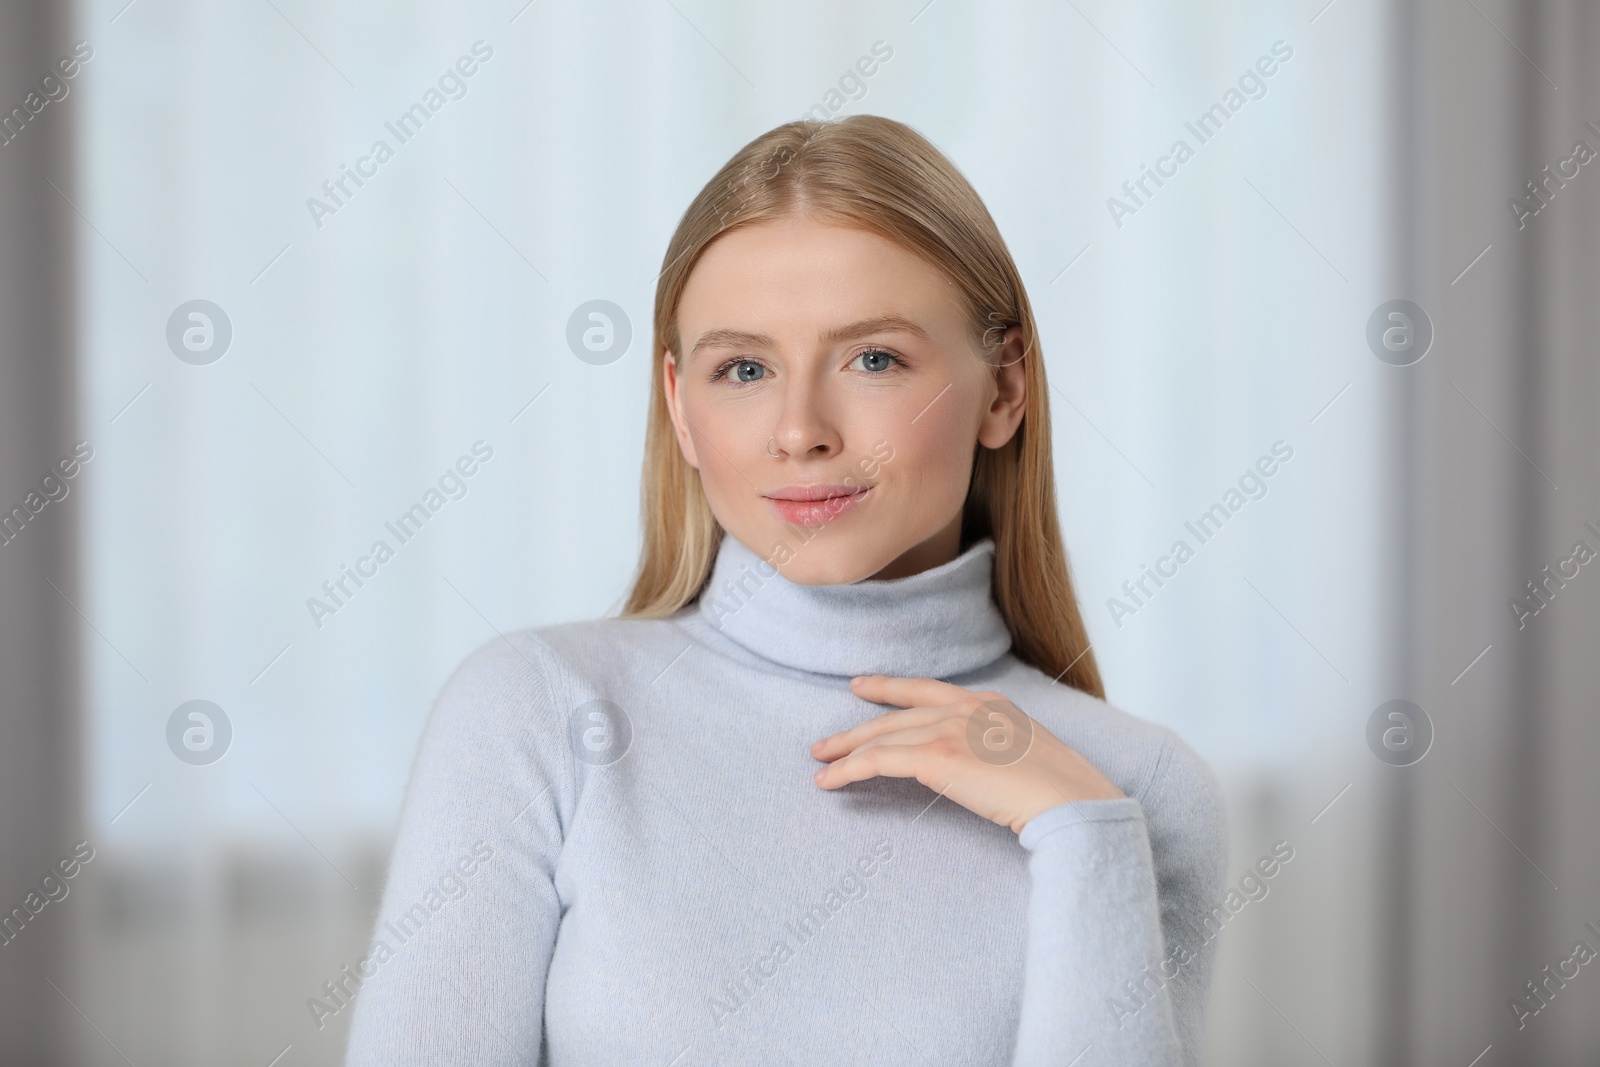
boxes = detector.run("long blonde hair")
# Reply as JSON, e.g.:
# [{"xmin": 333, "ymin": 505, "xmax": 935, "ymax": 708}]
[{"xmin": 621, "ymin": 115, "xmax": 1104, "ymax": 699}]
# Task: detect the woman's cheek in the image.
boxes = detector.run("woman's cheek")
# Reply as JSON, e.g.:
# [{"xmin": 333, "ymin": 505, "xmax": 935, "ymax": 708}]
[
  {"xmin": 887, "ymin": 417, "xmax": 971, "ymax": 513},
  {"xmin": 908, "ymin": 400, "xmax": 976, "ymax": 471},
  {"xmin": 686, "ymin": 396, "xmax": 766, "ymax": 475},
  {"xmin": 685, "ymin": 423, "xmax": 745, "ymax": 509}
]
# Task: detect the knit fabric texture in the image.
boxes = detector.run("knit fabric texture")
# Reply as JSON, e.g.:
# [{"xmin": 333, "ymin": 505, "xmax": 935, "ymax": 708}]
[{"xmin": 343, "ymin": 533, "xmax": 1229, "ymax": 1066}]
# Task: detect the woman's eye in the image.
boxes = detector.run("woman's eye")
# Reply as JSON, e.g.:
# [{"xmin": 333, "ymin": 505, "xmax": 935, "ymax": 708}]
[
  {"xmin": 850, "ymin": 348, "xmax": 900, "ymax": 373},
  {"xmin": 731, "ymin": 360, "xmax": 766, "ymax": 382}
]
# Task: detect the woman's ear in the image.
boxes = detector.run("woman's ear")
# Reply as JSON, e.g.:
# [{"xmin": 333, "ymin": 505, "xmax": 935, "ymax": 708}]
[
  {"xmin": 661, "ymin": 350, "xmax": 703, "ymax": 469},
  {"xmin": 977, "ymin": 326, "xmax": 1027, "ymax": 450}
]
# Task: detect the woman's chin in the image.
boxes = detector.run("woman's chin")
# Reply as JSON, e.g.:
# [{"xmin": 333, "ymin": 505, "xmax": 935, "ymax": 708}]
[
  {"xmin": 779, "ymin": 560, "xmax": 875, "ymax": 586},
  {"xmin": 739, "ymin": 526, "xmax": 892, "ymax": 587}
]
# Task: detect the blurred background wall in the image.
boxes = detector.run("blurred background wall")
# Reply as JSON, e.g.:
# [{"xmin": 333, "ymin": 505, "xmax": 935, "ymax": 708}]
[
  {"xmin": 0, "ymin": 2, "xmax": 80, "ymax": 1065},
  {"xmin": 0, "ymin": 0, "xmax": 1594, "ymax": 1064}
]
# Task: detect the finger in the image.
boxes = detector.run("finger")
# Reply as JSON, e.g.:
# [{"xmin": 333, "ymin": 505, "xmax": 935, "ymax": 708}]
[
  {"xmin": 850, "ymin": 674, "xmax": 977, "ymax": 709},
  {"xmin": 814, "ymin": 742, "xmax": 951, "ymax": 790},
  {"xmin": 822, "ymin": 721, "xmax": 955, "ymax": 763},
  {"xmin": 811, "ymin": 707, "xmax": 945, "ymax": 760}
]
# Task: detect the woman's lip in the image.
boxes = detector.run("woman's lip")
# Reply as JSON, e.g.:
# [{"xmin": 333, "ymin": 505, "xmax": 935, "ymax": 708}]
[
  {"xmin": 765, "ymin": 486, "xmax": 871, "ymax": 526},
  {"xmin": 765, "ymin": 483, "xmax": 866, "ymax": 502}
]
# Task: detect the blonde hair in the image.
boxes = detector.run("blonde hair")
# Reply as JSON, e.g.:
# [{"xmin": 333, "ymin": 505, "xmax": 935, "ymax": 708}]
[{"xmin": 621, "ymin": 115, "xmax": 1104, "ymax": 699}]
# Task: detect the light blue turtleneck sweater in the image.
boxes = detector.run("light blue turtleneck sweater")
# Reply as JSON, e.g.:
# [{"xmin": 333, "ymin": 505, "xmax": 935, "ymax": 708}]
[{"xmin": 343, "ymin": 534, "xmax": 1228, "ymax": 1066}]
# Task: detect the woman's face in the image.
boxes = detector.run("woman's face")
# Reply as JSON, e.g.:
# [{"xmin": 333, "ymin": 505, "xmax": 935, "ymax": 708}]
[{"xmin": 664, "ymin": 216, "xmax": 1026, "ymax": 585}]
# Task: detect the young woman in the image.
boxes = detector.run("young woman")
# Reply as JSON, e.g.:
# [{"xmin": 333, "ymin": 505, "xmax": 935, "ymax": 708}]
[{"xmin": 345, "ymin": 115, "xmax": 1227, "ymax": 1067}]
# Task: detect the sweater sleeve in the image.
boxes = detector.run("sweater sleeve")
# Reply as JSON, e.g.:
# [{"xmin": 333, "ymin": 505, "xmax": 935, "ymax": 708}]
[
  {"xmin": 1010, "ymin": 737, "xmax": 1229, "ymax": 1067},
  {"xmin": 344, "ymin": 635, "xmax": 575, "ymax": 1066}
]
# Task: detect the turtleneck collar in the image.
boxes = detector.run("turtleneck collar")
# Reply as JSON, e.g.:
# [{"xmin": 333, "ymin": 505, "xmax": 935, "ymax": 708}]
[{"xmin": 693, "ymin": 532, "xmax": 1012, "ymax": 679}]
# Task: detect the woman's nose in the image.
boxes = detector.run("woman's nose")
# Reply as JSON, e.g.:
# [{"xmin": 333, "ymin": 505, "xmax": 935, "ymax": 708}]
[{"xmin": 768, "ymin": 383, "xmax": 842, "ymax": 458}]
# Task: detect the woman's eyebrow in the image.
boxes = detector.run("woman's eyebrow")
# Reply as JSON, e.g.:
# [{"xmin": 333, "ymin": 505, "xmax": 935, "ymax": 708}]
[
  {"xmin": 690, "ymin": 328, "xmax": 773, "ymax": 358},
  {"xmin": 821, "ymin": 316, "xmax": 929, "ymax": 344},
  {"xmin": 690, "ymin": 317, "xmax": 929, "ymax": 358}
]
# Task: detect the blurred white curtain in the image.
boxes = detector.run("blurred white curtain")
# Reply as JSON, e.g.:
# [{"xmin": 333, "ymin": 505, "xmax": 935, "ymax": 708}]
[{"xmin": 73, "ymin": 0, "xmax": 1392, "ymax": 1063}]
